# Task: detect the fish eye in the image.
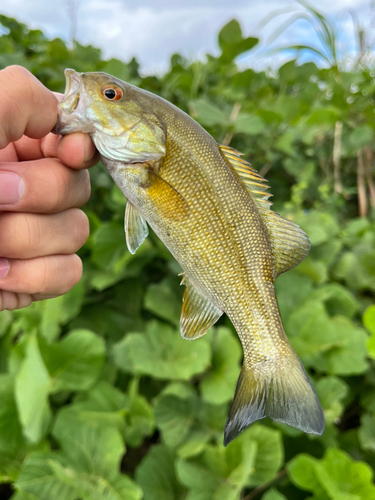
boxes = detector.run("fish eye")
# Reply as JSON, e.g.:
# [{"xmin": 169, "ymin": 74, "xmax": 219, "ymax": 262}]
[{"xmin": 101, "ymin": 85, "xmax": 123, "ymax": 101}]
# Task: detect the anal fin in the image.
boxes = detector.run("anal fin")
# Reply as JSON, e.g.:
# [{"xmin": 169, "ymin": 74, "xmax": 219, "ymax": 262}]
[
  {"xmin": 224, "ymin": 353, "xmax": 324, "ymax": 446},
  {"xmin": 180, "ymin": 280, "xmax": 223, "ymax": 340},
  {"xmin": 125, "ymin": 202, "xmax": 149, "ymax": 254}
]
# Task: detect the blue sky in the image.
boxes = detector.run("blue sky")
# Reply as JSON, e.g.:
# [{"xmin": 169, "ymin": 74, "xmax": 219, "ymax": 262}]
[{"xmin": 1, "ymin": 0, "xmax": 372, "ymax": 73}]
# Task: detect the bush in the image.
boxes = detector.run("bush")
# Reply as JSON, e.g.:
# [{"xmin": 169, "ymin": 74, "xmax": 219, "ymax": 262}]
[{"xmin": 0, "ymin": 12, "xmax": 375, "ymax": 500}]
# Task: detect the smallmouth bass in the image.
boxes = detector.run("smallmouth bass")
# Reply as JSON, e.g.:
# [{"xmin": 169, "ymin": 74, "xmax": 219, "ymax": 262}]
[{"xmin": 54, "ymin": 69, "xmax": 324, "ymax": 445}]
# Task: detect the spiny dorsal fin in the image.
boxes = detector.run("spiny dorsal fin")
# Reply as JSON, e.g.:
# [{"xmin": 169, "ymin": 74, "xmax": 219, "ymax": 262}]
[
  {"xmin": 219, "ymin": 145, "xmax": 310, "ymax": 279},
  {"xmin": 125, "ymin": 202, "xmax": 149, "ymax": 255},
  {"xmin": 219, "ymin": 145, "xmax": 272, "ymax": 210},
  {"xmin": 180, "ymin": 279, "xmax": 223, "ymax": 340}
]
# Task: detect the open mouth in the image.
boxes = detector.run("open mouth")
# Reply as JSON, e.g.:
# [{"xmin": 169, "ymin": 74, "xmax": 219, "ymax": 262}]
[
  {"xmin": 52, "ymin": 69, "xmax": 84, "ymax": 135},
  {"xmin": 60, "ymin": 69, "xmax": 83, "ymax": 114}
]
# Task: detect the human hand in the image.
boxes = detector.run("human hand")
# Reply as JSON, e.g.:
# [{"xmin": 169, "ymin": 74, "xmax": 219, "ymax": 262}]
[{"xmin": 0, "ymin": 66, "xmax": 99, "ymax": 311}]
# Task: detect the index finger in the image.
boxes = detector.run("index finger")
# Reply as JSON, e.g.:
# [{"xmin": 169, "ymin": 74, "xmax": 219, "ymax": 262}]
[{"xmin": 0, "ymin": 66, "xmax": 58, "ymax": 149}]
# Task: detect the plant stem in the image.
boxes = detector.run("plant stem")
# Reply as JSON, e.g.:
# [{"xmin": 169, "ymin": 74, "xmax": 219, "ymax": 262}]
[
  {"xmin": 333, "ymin": 121, "xmax": 343, "ymax": 194},
  {"xmin": 242, "ymin": 468, "xmax": 287, "ymax": 500},
  {"xmin": 364, "ymin": 145, "xmax": 375, "ymax": 208},
  {"xmin": 222, "ymin": 102, "xmax": 241, "ymax": 146},
  {"xmin": 357, "ymin": 148, "xmax": 367, "ymax": 217}
]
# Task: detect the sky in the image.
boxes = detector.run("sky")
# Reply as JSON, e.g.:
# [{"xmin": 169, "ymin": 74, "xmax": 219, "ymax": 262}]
[{"xmin": 1, "ymin": 0, "xmax": 373, "ymax": 73}]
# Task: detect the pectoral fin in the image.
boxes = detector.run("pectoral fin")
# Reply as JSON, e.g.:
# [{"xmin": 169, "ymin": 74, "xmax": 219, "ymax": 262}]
[
  {"xmin": 125, "ymin": 202, "xmax": 148, "ymax": 254},
  {"xmin": 180, "ymin": 280, "xmax": 223, "ymax": 340},
  {"xmin": 146, "ymin": 170, "xmax": 189, "ymax": 222}
]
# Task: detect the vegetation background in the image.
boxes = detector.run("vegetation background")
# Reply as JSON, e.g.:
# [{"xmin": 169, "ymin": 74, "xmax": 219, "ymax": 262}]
[{"xmin": 0, "ymin": 5, "xmax": 375, "ymax": 499}]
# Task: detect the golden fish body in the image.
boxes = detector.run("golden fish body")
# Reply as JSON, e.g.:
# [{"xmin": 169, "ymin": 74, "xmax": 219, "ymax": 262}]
[{"xmin": 55, "ymin": 69, "xmax": 324, "ymax": 444}]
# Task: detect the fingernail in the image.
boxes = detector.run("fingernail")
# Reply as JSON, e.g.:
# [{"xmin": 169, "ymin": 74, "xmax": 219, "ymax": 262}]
[
  {"xmin": 84, "ymin": 134, "xmax": 95, "ymax": 162},
  {"xmin": 0, "ymin": 258, "xmax": 9, "ymax": 279},
  {"xmin": 0, "ymin": 171, "xmax": 25, "ymax": 204}
]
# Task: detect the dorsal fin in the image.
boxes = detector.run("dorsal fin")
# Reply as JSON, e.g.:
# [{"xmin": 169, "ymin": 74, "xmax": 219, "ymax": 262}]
[
  {"xmin": 219, "ymin": 145, "xmax": 311, "ymax": 279},
  {"xmin": 219, "ymin": 145, "xmax": 272, "ymax": 210}
]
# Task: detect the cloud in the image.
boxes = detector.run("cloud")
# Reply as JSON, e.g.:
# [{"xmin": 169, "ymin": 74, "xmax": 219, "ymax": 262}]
[{"xmin": 0, "ymin": 0, "xmax": 371, "ymax": 73}]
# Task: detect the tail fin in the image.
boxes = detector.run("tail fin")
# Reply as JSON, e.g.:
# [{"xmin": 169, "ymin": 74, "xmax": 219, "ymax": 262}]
[{"xmin": 224, "ymin": 354, "xmax": 324, "ymax": 446}]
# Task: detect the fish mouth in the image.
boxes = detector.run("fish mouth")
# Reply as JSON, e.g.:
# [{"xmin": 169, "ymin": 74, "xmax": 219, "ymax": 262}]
[{"xmin": 52, "ymin": 68, "xmax": 86, "ymax": 135}]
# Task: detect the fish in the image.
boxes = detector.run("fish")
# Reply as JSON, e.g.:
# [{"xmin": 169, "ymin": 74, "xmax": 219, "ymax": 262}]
[{"xmin": 53, "ymin": 68, "xmax": 324, "ymax": 445}]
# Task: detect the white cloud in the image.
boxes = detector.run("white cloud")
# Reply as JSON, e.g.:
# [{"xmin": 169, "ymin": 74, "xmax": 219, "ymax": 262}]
[{"xmin": 0, "ymin": 0, "xmax": 372, "ymax": 72}]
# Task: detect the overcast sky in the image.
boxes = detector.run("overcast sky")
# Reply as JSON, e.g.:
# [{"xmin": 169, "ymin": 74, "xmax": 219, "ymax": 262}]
[{"xmin": 1, "ymin": 0, "xmax": 373, "ymax": 73}]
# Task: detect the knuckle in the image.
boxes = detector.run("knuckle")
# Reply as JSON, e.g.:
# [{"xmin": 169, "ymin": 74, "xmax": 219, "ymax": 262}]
[
  {"xmin": 76, "ymin": 169, "xmax": 91, "ymax": 206},
  {"xmin": 0, "ymin": 213, "xmax": 19, "ymax": 253},
  {"xmin": 2, "ymin": 65, "xmax": 31, "ymax": 81},
  {"xmin": 65, "ymin": 208, "xmax": 90, "ymax": 252},
  {"xmin": 61, "ymin": 254, "xmax": 82, "ymax": 293},
  {"xmin": 0, "ymin": 213, "xmax": 42, "ymax": 258},
  {"xmin": 49, "ymin": 161, "xmax": 69, "ymax": 212},
  {"xmin": 73, "ymin": 209, "xmax": 90, "ymax": 249},
  {"xmin": 37, "ymin": 256, "xmax": 51, "ymax": 295}
]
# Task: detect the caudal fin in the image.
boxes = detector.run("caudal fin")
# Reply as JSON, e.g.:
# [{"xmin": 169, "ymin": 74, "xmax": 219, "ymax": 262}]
[{"xmin": 224, "ymin": 354, "xmax": 324, "ymax": 446}]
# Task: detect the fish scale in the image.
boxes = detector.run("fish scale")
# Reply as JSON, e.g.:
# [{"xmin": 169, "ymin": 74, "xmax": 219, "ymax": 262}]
[{"xmin": 54, "ymin": 68, "xmax": 325, "ymax": 445}]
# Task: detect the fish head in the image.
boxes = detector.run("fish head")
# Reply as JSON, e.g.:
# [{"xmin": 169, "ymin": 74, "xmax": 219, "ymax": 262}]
[{"xmin": 54, "ymin": 68, "xmax": 165, "ymax": 163}]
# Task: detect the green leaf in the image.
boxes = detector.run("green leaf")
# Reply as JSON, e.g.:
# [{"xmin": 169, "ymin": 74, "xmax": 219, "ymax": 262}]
[
  {"xmin": 113, "ymin": 320, "xmax": 211, "ymax": 380},
  {"xmin": 275, "ymin": 270, "xmax": 314, "ymax": 322},
  {"xmin": 177, "ymin": 431, "xmax": 210, "ymax": 459},
  {"xmin": 288, "ymin": 448, "xmax": 375, "ymax": 500},
  {"xmin": 124, "ymin": 378, "xmax": 155, "ymax": 447},
  {"xmin": 347, "ymin": 126, "xmax": 373, "ymax": 152},
  {"xmin": 262, "ymin": 489, "xmax": 288, "ymax": 500},
  {"xmin": 233, "ymin": 113, "xmax": 266, "ymax": 135},
  {"xmin": 144, "ymin": 278, "xmax": 182, "ymax": 326},
  {"xmin": 294, "ymin": 211, "xmax": 339, "ymax": 246},
  {"xmin": 135, "ymin": 445, "xmax": 181, "ymax": 500},
  {"xmin": 91, "ymin": 221, "xmax": 131, "ymax": 272},
  {"xmin": 315, "ymin": 376, "xmax": 349, "ymax": 425},
  {"xmin": 51, "ymin": 381, "xmax": 128, "ymax": 432},
  {"xmin": 243, "ymin": 425, "xmax": 284, "ymax": 487},
  {"xmin": 310, "ymin": 284, "xmax": 359, "ymax": 319},
  {"xmin": 288, "ymin": 301, "xmax": 369, "ymax": 375},
  {"xmin": 358, "ymin": 413, "xmax": 375, "ymax": 453},
  {"xmin": 40, "ymin": 329, "xmax": 105, "ymax": 392},
  {"xmin": 218, "ymin": 19, "xmax": 242, "ymax": 49},
  {"xmin": 275, "ymin": 130, "xmax": 295, "ymax": 156},
  {"xmin": 0, "ymin": 375, "xmax": 24, "ymax": 450},
  {"xmin": 305, "ymin": 107, "xmax": 340, "ymax": 126},
  {"xmin": 288, "ymin": 453, "xmax": 325, "ymax": 496},
  {"xmin": 189, "ymin": 99, "xmax": 228, "ymax": 127},
  {"xmin": 53, "ymin": 412, "xmax": 124, "ymax": 478},
  {"xmin": 364, "ymin": 305, "xmax": 375, "ymax": 336},
  {"xmin": 154, "ymin": 394, "xmax": 195, "ymax": 447},
  {"xmin": 296, "ymin": 257, "xmax": 328, "ymax": 285},
  {"xmin": 181, "ymin": 440, "xmax": 258, "ymax": 499},
  {"xmin": 323, "ymin": 317, "xmax": 369, "ymax": 375},
  {"xmin": 200, "ymin": 328, "xmax": 241, "ymax": 405},
  {"xmin": 15, "ymin": 454, "xmax": 78, "ymax": 500},
  {"xmin": 37, "ymin": 280, "xmax": 85, "ymax": 342},
  {"xmin": 15, "ymin": 452, "xmax": 142, "ymax": 500},
  {"xmin": 15, "ymin": 335, "xmax": 52, "ymax": 443},
  {"xmin": 218, "ymin": 19, "xmax": 258, "ymax": 62},
  {"xmin": 364, "ymin": 306, "xmax": 375, "ymax": 359}
]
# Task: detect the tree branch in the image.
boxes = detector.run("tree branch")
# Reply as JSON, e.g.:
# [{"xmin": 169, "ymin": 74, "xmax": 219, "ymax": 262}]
[{"xmin": 242, "ymin": 468, "xmax": 287, "ymax": 500}]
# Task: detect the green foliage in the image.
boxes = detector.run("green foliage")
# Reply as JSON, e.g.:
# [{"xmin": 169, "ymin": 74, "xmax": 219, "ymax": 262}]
[{"xmin": 0, "ymin": 9, "xmax": 375, "ymax": 500}]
